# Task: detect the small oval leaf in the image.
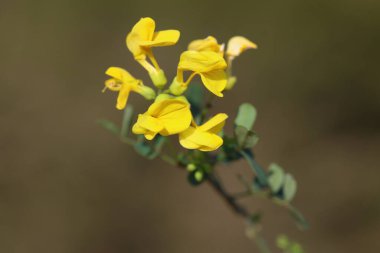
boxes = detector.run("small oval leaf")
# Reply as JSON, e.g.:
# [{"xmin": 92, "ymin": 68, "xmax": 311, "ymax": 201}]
[
  {"xmin": 283, "ymin": 174, "xmax": 297, "ymax": 201},
  {"xmin": 234, "ymin": 125, "xmax": 249, "ymax": 146},
  {"xmin": 235, "ymin": 103, "xmax": 257, "ymax": 130},
  {"xmin": 268, "ymin": 163, "xmax": 285, "ymax": 193}
]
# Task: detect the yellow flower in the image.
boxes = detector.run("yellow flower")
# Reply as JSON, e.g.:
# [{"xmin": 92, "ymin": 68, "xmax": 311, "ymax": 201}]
[
  {"xmin": 170, "ymin": 51, "xmax": 227, "ymax": 97},
  {"xmin": 126, "ymin": 17, "xmax": 180, "ymax": 60},
  {"xmin": 226, "ymin": 36, "xmax": 257, "ymax": 60},
  {"xmin": 103, "ymin": 67, "xmax": 155, "ymax": 110},
  {"xmin": 126, "ymin": 17, "xmax": 180, "ymax": 87},
  {"xmin": 179, "ymin": 113, "xmax": 228, "ymax": 151},
  {"xmin": 224, "ymin": 36, "xmax": 257, "ymax": 91},
  {"xmin": 132, "ymin": 95, "xmax": 192, "ymax": 140},
  {"xmin": 188, "ymin": 36, "xmax": 224, "ymax": 55}
]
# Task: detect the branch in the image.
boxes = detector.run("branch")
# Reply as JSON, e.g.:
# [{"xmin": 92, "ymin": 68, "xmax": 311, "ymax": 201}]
[{"xmin": 207, "ymin": 173, "xmax": 250, "ymax": 218}]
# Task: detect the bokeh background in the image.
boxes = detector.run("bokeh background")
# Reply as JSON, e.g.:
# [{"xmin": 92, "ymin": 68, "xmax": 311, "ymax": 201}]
[{"xmin": 1, "ymin": 0, "xmax": 380, "ymax": 252}]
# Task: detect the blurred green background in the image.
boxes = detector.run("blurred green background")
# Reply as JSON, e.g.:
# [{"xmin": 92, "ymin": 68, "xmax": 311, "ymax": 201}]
[{"xmin": 1, "ymin": 0, "xmax": 380, "ymax": 252}]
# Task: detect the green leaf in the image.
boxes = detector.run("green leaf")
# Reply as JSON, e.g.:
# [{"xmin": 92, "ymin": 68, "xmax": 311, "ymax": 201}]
[
  {"xmin": 97, "ymin": 119, "xmax": 120, "ymax": 135},
  {"xmin": 244, "ymin": 131, "xmax": 260, "ymax": 148},
  {"xmin": 240, "ymin": 150, "xmax": 268, "ymax": 186},
  {"xmin": 235, "ymin": 103, "xmax": 257, "ymax": 130},
  {"xmin": 120, "ymin": 105, "xmax": 134, "ymax": 140},
  {"xmin": 234, "ymin": 126, "xmax": 249, "ymax": 146},
  {"xmin": 234, "ymin": 126, "xmax": 259, "ymax": 149},
  {"xmin": 268, "ymin": 163, "xmax": 285, "ymax": 193},
  {"xmin": 283, "ymin": 174, "xmax": 297, "ymax": 201}
]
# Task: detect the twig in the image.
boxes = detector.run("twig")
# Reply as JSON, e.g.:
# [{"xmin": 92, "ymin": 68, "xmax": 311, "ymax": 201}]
[{"xmin": 207, "ymin": 173, "xmax": 250, "ymax": 218}]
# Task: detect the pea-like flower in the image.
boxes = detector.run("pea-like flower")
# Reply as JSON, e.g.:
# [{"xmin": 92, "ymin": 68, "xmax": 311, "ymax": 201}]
[
  {"xmin": 188, "ymin": 36, "xmax": 224, "ymax": 55},
  {"xmin": 226, "ymin": 36, "xmax": 257, "ymax": 60},
  {"xmin": 170, "ymin": 51, "xmax": 227, "ymax": 97},
  {"xmin": 179, "ymin": 113, "xmax": 228, "ymax": 151},
  {"xmin": 224, "ymin": 36, "xmax": 257, "ymax": 90},
  {"xmin": 132, "ymin": 95, "xmax": 192, "ymax": 140},
  {"xmin": 126, "ymin": 17, "xmax": 180, "ymax": 87},
  {"xmin": 103, "ymin": 67, "xmax": 155, "ymax": 110}
]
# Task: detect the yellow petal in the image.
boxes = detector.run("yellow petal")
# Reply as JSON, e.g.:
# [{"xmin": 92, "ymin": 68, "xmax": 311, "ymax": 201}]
[
  {"xmin": 198, "ymin": 113, "xmax": 228, "ymax": 133},
  {"xmin": 136, "ymin": 114, "xmax": 164, "ymax": 133},
  {"xmin": 179, "ymin": 127, "xmax": 201, "ymax": 149},
  {"xmin": 116, "ymin": 85, "xmax": 131, "ymax": 110},
  {"xmin": 126, "ymin": 17, "xmax": 156, "ymax": 59},
  {"xmin": 147, "ymin": 98, "xmax": 189, "ymax": 118},
  {"xmin": 132, "ymin": 120, "xmax": 158, "ymax": 140},
  {"xmin": 188, "ymin": 36, "xmax": 221, "ymax": 53},
  {"xmin": 144, "ymin": 131, "xmax": 157, "ymax": 140},
  {"xmin": 131, "ymin": 17, "xmax": 155, "ymax": 41},
  {"xmin": 105, "ymin": 67, "xmax": 136, "ymax": 83},
  {"xmin": 139, "ymin": 98, "xmax": 192, "ymax": 136},
  {"xmin": 132, "ymin": 121, "xmax": 146, "ymax": 134},
  {"xmin": 140, "ymin": 30, "xmax": 180, "ymax": 47},
  {"xmin": 179, "ymin": 127, "xmax": 223, "ymax": 151},
  {"xmin": 199, "ymin": 70, "xmax": 227, "ymax": 97},
  {"xmin": 159, "ymin": 106, "xmax": 192, "ymax": 135},
  {"xmin": 150, "ymin": 98, "xmax": 192, "ymax": 135},
  {"xmin": 178, "ymin": 51, "xmax": 227, "ymax": 73},
  {"xmin": 226, "ymin": 36, "xmax": 257, "ymax": 57}
]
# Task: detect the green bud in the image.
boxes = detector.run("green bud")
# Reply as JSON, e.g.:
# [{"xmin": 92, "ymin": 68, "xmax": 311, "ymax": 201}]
[
  {"xmin": 187, "ymin": 163, "xmax": 196, "ymax": 172},
  {"xmin": 289, "ymin": 243, "xmax": 303, "ymax": 253},
  {"xmin": 245, "ymin": 225, "xmax": 258, "ymax": 239},
  {"xmin": 226, "ymin": 76, "xmax": 237, "ymax": 90},
  {"xmin": 276, "ymin": 234, "xmax": 290, "ymax": 250},
  {"xmin": 194, "ymin": 170, "xmax": 204, "ymax": 182}
]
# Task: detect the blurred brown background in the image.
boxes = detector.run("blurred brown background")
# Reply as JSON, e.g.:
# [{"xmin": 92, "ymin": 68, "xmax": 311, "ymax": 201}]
[{"xmin": 1, "ymin": 0, "xmax": 380, "ymax": 252}]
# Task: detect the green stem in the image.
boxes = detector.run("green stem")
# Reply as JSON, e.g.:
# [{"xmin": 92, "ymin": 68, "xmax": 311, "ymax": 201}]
[
  {"xmin": 120, "ymin": 137, "xmax": 135, "ymax": 145},
  {"xmin": 253, "ymin": 234, "xmax": 272, "ymax": 253},
  {"xmin": 198, "ymin": 93, "xmax": 215, "ymax": 124},
  {"xmin": 160, "ymin": 154, "xmax": 178, "ymax": 166},
  {"xmin": 239, "ymin": 150, "xmax": 268, "ymax": 186}
]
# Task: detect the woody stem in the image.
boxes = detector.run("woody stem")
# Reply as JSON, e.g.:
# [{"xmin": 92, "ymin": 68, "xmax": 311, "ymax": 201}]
[{"xmin": 207, "ymin": 173, "xmax": 251, "ymax": 218}]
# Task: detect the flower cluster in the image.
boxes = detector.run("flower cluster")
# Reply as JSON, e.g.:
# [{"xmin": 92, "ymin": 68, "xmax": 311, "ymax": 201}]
[
  {"xmin": 103, "ymin": 17, "xmax": 257, "ymax": 151},
  {"xmin": 100, "ymin": 18, "xmax": 308, "ymax": 248}
]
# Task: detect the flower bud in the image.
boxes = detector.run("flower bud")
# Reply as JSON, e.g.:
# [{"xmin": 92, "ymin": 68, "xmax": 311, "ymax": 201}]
[
  {"xmin": 226, "ymin": 76, "xmax": 237, "ymax": 90},
  {"xmin": 187, "ymin": 163, "xmax": 196, "ymax": 172},
  {"xmin": 194, "ymin": 171, "xmax": 204, "ymax": 182}
]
